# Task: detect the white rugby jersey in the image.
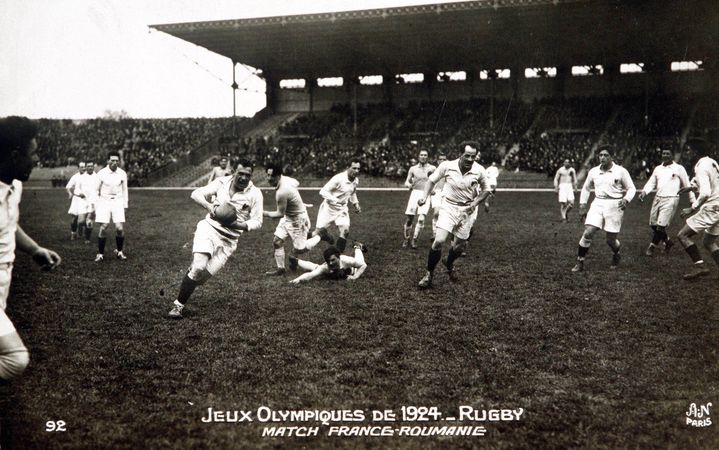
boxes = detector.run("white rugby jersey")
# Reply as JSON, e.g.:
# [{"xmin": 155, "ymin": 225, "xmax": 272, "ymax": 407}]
[
  {"xmin": 642, "ymin": 162, "xmax": 692, "ymax": 197},
  {"xmin": 692, "ymin": 156, "xmax": 719, "ymax": 209},
  {"xmin": 97, "ymin": 166, "xmax": 129, "ymax": 208},
  {"xmin": 580, "ymin": 163, "xmax": 636, "ymax": 204},
  {"xmin": 405, "ymin": 163, "xmax": 436, "ymax": 191},
  {"xmin": 428, "ymin": 159, "xmax": 490, "ymax": 206},
  {"xmin": 65, "ymin": 172, "xmax": 84, "ymax": 196},
  {"xmin": 319, "ymin": 171, "xmax": 359, "ymax": 211},
  {"xmin": 79, "ymin": 172, "xmax": 101, "ymax": 203},
  {"xmin": 196, "ymin": 176, "xmax": 263, "ymax": 239},
  {"xmin": 554, "ymin": 166, "xmax": 576, "ymax": 187},
  {"xmin": 486, "ymin": 165, "xmax": 499, "ymax": 183},
  {"xmin": 276, "ymin": 175, "xmax": 306, "ymax": 218},
  {"xmin": 0, "ymin": 180, "xmax": 22, "ymax": 264}
]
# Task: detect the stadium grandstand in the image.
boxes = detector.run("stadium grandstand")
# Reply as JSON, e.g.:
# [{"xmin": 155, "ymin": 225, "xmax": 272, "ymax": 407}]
[{"xmin": 33, "ymin": 0, "xmax": 717, "ymax": 187}]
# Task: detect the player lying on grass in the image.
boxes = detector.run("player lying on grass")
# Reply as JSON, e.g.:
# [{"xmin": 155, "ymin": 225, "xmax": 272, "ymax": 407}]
[{"xmin": 289, "ymin": 243, "xmax": 367, "ymax": 284}]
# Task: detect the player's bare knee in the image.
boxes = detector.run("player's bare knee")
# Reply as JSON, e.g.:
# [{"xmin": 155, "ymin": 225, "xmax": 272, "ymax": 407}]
[{"xmin": 188, "ymin": 265, "xmax": 211, "ymax": 284}]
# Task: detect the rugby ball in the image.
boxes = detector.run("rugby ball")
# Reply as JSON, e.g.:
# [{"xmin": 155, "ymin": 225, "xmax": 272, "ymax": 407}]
[{"xmin": 213, "ymin": 202, "xmax": 237, "ymax": 226}]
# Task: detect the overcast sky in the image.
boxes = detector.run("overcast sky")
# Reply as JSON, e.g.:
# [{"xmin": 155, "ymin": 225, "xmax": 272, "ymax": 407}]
[{"xmin": 0, "ymin": 0, "xmax": 464, "ymax": 119}]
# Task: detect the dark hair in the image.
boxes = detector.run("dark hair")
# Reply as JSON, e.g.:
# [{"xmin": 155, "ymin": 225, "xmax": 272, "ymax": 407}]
[
  {"xmin": 108, "ymin": 151, "xmax": 121, "ymax": 160},
  {"xmin": 323, "ymin": 246, "xmax": 341, "ymax": 263},
  {"xmin": 0, "ymin": 116, "xmax": 38, "ymax": 162},
  {"xmin": 349, "ymin": 158, "xmax": 361, "ymax": 167},
  {"xmin": 596, "ymin": 145, "xmax": 613, "ymax": 156},
  {"xmin": 458, "ymin": 141, "xmax": 480, "ymax": 153},
  {"xmin": 685, "ymin": 138, "xmax": 712, "ymax": 157},
  {"xmin": 266, "ymin": 163, "xmax": 283, "ymax": 177},
  {"xmin": 235, "ymin": 158, "xmax": 254, "ymax": 171}
]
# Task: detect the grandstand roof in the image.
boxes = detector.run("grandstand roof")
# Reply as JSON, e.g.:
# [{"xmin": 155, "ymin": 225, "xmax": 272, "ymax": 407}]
[{"xmin": 151, "ymin": 0, "xmax": 718, "ymax": 80}]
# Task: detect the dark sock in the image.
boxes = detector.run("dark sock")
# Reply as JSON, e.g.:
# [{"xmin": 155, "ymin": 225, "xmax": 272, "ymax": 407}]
[
  {"xmin": 659, "ymin": 230, "xmax": 668, "ymax": 243},
  {"xmin": 577, "ymin": 245, "xmax": 589, "ymax": 258},
  {"xmin": 685, "ymin": 244, "xmax": 702, "ymax": 263},
  {"xmin": 71, "ymin": 217, "xmax": 78, "ymax": 232},
  {"xmin": 336, "ymin": 237, "xmax": 347, "ymax": 253},
  {"xmin": 116, "ymin": 235, "xmax": 125, "ymax": 252},
  {"xmin": 608, "ymin": 241, "xmax": 621, "ymax": 254},
  {"xmin": 78, "ymin": 222, "xmax": 85, "ymax": 237},
  {"xmin": 427, "ymin": 248, "xmax": 442, "ymax": 272},
  {"xmin": 651, "ymin": 231, "xmax": 662, "ymax": 245},
  {"xmin": 446, "ymin": 247, "xmax": 462, "ymax": 269},
  {"xmin": 98, "ymin": 237, "xmax": 106, "ymax": 254},
  {"xmin": 84, "ymin": 226, "xmax": 92, "ymax": 240},
  {"xmin": 712, "ymin": 249, "xmax": 719, "ymax": 266},
  {"xmin": 177, "ymin": 274, "xmax": 198, "ymax": 305}
]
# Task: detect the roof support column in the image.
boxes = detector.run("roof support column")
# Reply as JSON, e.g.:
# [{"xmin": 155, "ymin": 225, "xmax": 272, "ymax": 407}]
[{"xmin": 265, "ymin": 72, "xmax": 279, "ymax": 115}]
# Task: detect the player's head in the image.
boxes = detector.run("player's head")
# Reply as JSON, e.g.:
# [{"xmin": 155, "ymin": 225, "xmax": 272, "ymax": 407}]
[
  {"xmin": 233, "ymin": 158, "xmax": 254, "ymax": 191},
  {"xmin": 323, "ymin": 246, "xmax": 342, "ymax": 270},
  {"xmin": 458, "ymin": 141, "xmax": 479, "ymax": 170},
  {"xmin": 219, "ymin": 157, "xmax": 228, "ymax": 169},
  {"xmin": 437, "ymin": 153, "xmax": 447, "ymax": 164},
  {"xmin": 0, "ymin": 116, "xmax": 39, "ymax": 183},
  {"xmin": 418, "ymin": 150, "xmax": 428, "ymax": 164},
  {"xmin": 684, "ymin": 138, "xmax": 712, "ymax": 158},
  {"xmin": 563, "ymin": 159, "xmax": 571, "ymax": 168},
  {"xmin": 85, "ymin": 162, "xmax": 95, "ymax": 173},
  {"xmin": 597, "ymin": 146, "xmax": 613, "ymax": 167},
  {"xmin": 78, "ymin": 161, "xmax": 86, "ymax": 173},
  {"xmin": 347, "ymin": 159, "xmax": 361, "ymax": 180},
  {"xmin": 266, "ymin": 163, "xmax": 283, "ymax": 188},
  {"xmin": 107, "ymin": 152, "xmax": 120, "ymax": 171},
  {"xmin": 660, "ymin": 148, "xmax": 673, "ymax": 164}
]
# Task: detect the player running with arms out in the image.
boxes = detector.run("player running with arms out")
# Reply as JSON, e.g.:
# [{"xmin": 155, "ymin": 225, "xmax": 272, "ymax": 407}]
[
  {"xmin": 94, "ymin": 153, "xmax": 129, "ymax": 261},
  {"xmin": 0, "ymin": 116, "xmax": 61, "ymax": 380},
  {"xmin": 637, "ymin": 148, "xmax": 695, "ymax": 256},
  {"xmin": 289, "ymin": 243, "xmax": 367, "ymax": 284},
  {"xmin": 572, "ymin": 146, "xmax": 636, "ymax": 272},
  {"xmin": 263, "ymin": 164, "xmax": 324, "ymax": 275},
  {"xmin": 66, "ymin": 162, "xmax": 86, "ymax": 240},
  {"xmin": 417, "ymin": 142, "xmax": 492, "ymax": 289},
  {"xmin": 403, "ymin": 150, "xmax": 436, "ymax": 249},
  {"xmin": 168, "ymin": 159, "xmax": 263, "ymax": 318},
  {"xmin": 313, "ymin": 160, "xmax": 362, "ymax": 253},
  {"xmin": 554, "ymin": 159, "xmax": 577, "ymax": 222},
  {"xmin": 676, "ymin": 138, "xmax": 719, "ymax": 280}
]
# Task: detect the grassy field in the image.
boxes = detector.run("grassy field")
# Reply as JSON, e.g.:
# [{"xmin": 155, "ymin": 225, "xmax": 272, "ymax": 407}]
[{"xmin": 1, "ymin": 188, "xmax": 717, "ymax": 449}]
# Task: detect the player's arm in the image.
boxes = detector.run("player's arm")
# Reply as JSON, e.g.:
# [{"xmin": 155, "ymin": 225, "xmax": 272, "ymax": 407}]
[
  {"xmin": 419, "ymin": 164, "xmax": 443, "ymax": 205},
  {"xmin": 677, "ymin": 166, "xmax": 698, "ymax": 203},
  {"xmin": 404, "ymin": 167, "xmax": 415, "ymax": 189},
  {"xmin": 65, "ymin": 176, "xmax": 76, "ymax": 199},
  {"xmin": 345, "ymin": 253, "xmax": 367, "ymax": 281},
  {"xmin": 638, "ymin": 167, "xmax": 658, "ymax": 201},
  {"xmin": 578, "ymin": 172, "xmax": 594, "ymax": 218},
  {"xmin": 468, "ymin": 172, "xmax": 492, "ymax": 209},
  {"xmin": 16, "ymin": 225, "xmax": 61, "ymax": 270},
  {"xmin": 319, "ymin": 176, "xmax": 340, "ymax": 204},
  {"xmin": 264, "ymin": 191, "xmax": 287, "ymax": 219},
  {"xmin": 290, "ymin": 265, "xmax": 328, "ymax": 284},
  {"xmin": 617, "ymin": 169, "xmax": 635, "ymax": 210},
  {"xmin": 122, "ymin": 172, "xmax": 129, "ymax": 209},
  {"xmin": 190, "ymin": 181, "xmax": 220, "ymax": 215},
  {"xmin": 553, "ymin": 169, "xmax": 560, "ymax": 190},
  {"xmin": 571, "ymin": 169, "xmax": 577, "ymax": 190},
  {"xmin": 349, "ymin": 189, "xmax": 361, "ymax": 214},
  {"xmin": 691, "ymin": 166, "xmax": 712, "ymax": 209}
]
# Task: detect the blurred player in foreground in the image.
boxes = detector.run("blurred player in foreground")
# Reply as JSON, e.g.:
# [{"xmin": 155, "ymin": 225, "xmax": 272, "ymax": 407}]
[
  {"xmin": 417, "ymin": 142, "xmax": 491, "ymax": 289},
  {"xmin": 94, "ymin": 153, "xmax": 129, "ymax": 261},
  {"xmin": 403, "ymin": 150, "xmax": 436, "ymax": 249},
  {"xmin": 637, "ymin": 148, "xmax": 694, "ymax": 256},
  {"xmin": 554, "ymin": 159, "xmax": 577, "ymax": 222},
  {"xmin": 168, "ymin": 159, "xmax": 263, "ymax": 318},
  {"xmin": 313, "ymin": 160, "xmax": 362, "ymax": 252},
  {"xmin": 289, "ymin": 243, "xmax": 367, "ymax": 284},
  {"xmin": 572, "ymin": 146, "xmax": 636, "ymax": 272},
  {"xmin": 0, "ymin": 116, "xmax": 61, "ymax": 380},
  {"xmin": 263, "ymin": 164, "xmax": 323, "ymax": 275},
  {"xmin": 676, "ymin": 139, "xmax": 719, "ymax": 280}
]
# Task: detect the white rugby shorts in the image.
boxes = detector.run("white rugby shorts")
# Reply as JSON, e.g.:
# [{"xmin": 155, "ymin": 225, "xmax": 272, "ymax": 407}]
[
  {"xmin": 649, "ymin": 196, "xmax": 679, "ymax": 227},
  {"xmin": 435, "ymin": 199, "xmax": 476, "ymax": 240},
  {"xmin": 585, "ymin": 198, "xmax": 625, "ymax": 233},
  {"xmin": 687, "ymin": 204, "xmax": 719, "ymax": 236},
  {"xmin": 192, "ymin": 219, "xmax": 238, "ymax": 275},
  {"xmin": 67, "ymin": 196, "xmax": 88, "ymax": 215},
  {"xmin": 316, "ymin": 201, "xmax": 350, "ymax": 230},
  {"xmin": 558, "ymin": 184, "xmax": 575, "ymax": 203},
  {"xmin": 95, "ymin": 197, "xmax": 125, "ymax": 223},
  {"xmin": 275, "ymin": 213, "xmax": 311, "ymax": 249},
  {"xmin": 0, "ymin": 264, "xmax": 16, "ymax": 336},
  {"xmin": 405, "ymin": 190, "xmax": 430, "ymax": 216}
]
